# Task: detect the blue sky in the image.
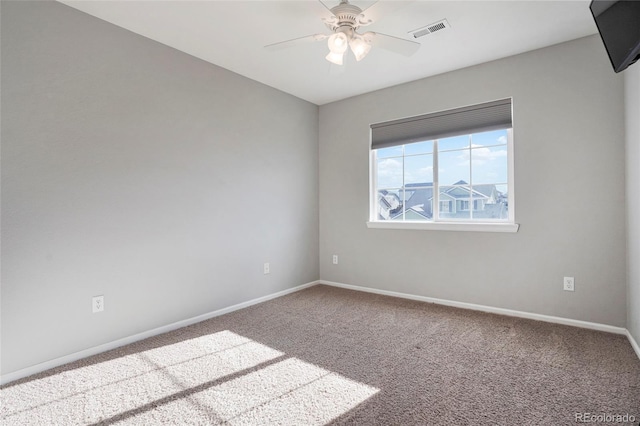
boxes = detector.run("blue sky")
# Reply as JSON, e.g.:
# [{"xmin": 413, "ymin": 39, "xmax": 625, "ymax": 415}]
[{"xmin": 376, "ymin": 129, "xmax": 508, "ymax": 189}]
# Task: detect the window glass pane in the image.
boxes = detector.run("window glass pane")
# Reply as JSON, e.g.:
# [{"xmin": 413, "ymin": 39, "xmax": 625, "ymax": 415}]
[
  {"xmin": 495, "ymin": 184, "xmax": 508, "ymax": 197},
  {"xmin": 376, "ymin": 146, "xmax": 403, "ymax": 158},
  {"xmin": 496, "ymin": 184, "xmax": 509, "ymax": 219},
  {"xmin": 470, "ymin": 129, "xmax": 508, "ymax": 147},
  {"xmin": 402, "ymin": 201, "xmax": 432, "ymax": 221},
  {"xmin": 401, "ymin": 189, "xmax": 414, "ymax": 202},
  {"xmin": 404, "ymin": 140, "xmax": 433, "ymax": 155},
  {"xmin": 438, "ymin": 134, "xmax": 470, "ymax": 151},
  {"xmin": 438, "ymin": 150, "xmax": 470, "ymax": 186},
  {"xmin": 472, "ymin": 184, "xmax": 508, "ymax": 220},
  {"xmin": 403, "ymin": 186, "xmax": 433, "ymax": 221},
  {"xmin": 404, "ymin": 154, "xmax": 433, "ymax": 186},
  {"xmin": 439, "ymin": 186, "xmax": 471, "ymax": 220},
  {"xmin": 377, "ymin": 157, "xmax": 403, "ymax": 189},
  {"xmin": 471, "ymin": 146, "xmax": 508, "ymax": 184},
  {"xmin": 377, "ymin": 189, "xmax": 402, "ymax": 220}
]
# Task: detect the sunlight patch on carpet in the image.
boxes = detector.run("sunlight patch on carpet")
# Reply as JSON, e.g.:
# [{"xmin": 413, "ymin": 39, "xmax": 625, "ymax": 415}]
[
  {"xmin": 0, "ymin": 331, "xmax": 378, "ymax": 425},
  {"xmin": 113, "ymin": 358, "xmax": 380, "ymax": 425},
  {"xmin": 0, "ymin": 331, "xmax": 283, "ymax": 424}
]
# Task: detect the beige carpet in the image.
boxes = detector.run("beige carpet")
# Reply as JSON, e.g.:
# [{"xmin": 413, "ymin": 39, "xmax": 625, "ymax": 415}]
[{"xmin": 2, "ymin": 284, "xmax": 639, "ymax": 425}]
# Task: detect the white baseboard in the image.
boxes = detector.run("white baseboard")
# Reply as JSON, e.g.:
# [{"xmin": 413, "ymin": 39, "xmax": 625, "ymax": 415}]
[
  {"xmin": 4, "ymin": 279, "xmax": 637, "ymax": 385},
  {"xmin": 627, "ymin": 330, "xmax": 640, "ymax": 360},
  {"xmin": 320, "ymin": 280, "xmax": 628, "ymax": 336},
  {"xmin": 0, "ymin": 280, "xmax": 319, "ymax": 386}
]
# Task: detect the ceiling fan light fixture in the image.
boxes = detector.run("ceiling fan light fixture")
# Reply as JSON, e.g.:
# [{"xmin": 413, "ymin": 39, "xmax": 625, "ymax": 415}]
[
  {"xmin": 349, "ymin": 34, "xmax": 372, "ymax": 61},
  {"xmin": 325, "ymin": 51, "xmax": 345, "ymax": 65},
  {"xmin": 327, "ymin": 32, "xmax": 349, "ymax": 54},
  {"xmin": 265, "ymin": 0, "xmax": 420, "ymax": 67}
]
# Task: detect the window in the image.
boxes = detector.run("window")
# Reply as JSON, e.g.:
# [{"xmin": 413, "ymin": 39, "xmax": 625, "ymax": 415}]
[{"xmin": 368, "ymin": 99, "xmax": 518, "ymax": 232}]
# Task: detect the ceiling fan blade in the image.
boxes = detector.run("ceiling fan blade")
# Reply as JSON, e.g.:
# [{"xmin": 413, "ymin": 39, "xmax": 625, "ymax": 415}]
[
  {"xmin": 359, "ymin": 0, "xmax": 415, "ymax": 26},
  {"xmin": 265, "ymin": 34, "xmax": 328, "ymax": 51},
  {"xmin": 368, "ymin": 32, "xmax": 420, "ymax": 57},
  {"xmin": 317, "ymin": 0, "xmax": 338, "ymax": 24}
]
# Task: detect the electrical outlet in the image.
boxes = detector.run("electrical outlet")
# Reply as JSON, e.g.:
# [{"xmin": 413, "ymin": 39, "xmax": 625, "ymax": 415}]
[
  {"xmin": 332, "ymin": 255, "xmax": 338, "ymax": 265},
  {"xmin": 263, "ymin": 262, "xmax": 270, "ymax": 274},
  {"xmin": 563, "ymin": 277, "xmax": 575, "ymax": 292},
  {"xmin": 92, "ymin": 295, "xmax": 104, "ymax": 313}
]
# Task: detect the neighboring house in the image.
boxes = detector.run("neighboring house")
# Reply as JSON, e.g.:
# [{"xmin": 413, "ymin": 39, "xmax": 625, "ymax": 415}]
[
  {"xmin": 391, "ymin": 205, "xmax": 431, "ymax": 221},
  {"xmin": 378, "ymin": 190, "xmax": 403, "ymax": 220},
  {"xmin": 378, "ymin": 180, "xmax": 508, "ymax": 220},
  {"xmin": 403, "ymin": 182, "xmax": 434, "ymax": 215}
]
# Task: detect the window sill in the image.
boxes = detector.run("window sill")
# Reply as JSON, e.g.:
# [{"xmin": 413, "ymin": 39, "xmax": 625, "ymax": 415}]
[{"xmin": 366, "ymin": 221, "xmax": 520, "ymax": 233}]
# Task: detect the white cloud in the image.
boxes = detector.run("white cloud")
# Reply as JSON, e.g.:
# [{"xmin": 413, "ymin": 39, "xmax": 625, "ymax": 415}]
[
  {"xmin": 377, "ymin": 158, "xmax": 403, "ymax": 187},
  {"xmin": 378, "ymin": 159, "xmax": 434, "ymax": 187},
  {"xmin": 405, "ymin": 165, "xmax": 433, "ymax": 185},
  {"xmin": 457, "ymin": 145, "xmax": 507, "ymax": 166}
]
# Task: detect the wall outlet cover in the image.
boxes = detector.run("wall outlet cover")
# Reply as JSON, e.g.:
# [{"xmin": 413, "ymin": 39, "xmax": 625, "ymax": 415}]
[
  {"xmin": 563, "ymin": 277, "xmax": 575, "ymax": 292},
  {"xmin": 92, "ymin": 295, "xmax": 104, "ymax": 313}
]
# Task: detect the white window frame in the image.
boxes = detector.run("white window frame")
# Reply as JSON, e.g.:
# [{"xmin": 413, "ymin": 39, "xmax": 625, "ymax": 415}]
[{"xmin": 368, "ymin": 129, "xmax": 518, "ymax": 233}]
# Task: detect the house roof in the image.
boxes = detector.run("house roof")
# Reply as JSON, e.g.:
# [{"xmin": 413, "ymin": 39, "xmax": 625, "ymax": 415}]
[
  {"xmin": 474, "ymin": 184, "xmax": 501, "ymax": 198},
  {"xmin": 405, "ymin": 182, "xmax": 433, "ymax": 188},
  {"xmin": 391, "ymin": 206, "xmax": 431, "ymax": 221}
]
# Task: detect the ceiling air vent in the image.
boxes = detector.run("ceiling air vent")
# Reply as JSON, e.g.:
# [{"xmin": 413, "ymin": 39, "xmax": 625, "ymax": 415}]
[{"xmin": 409, "ymin": 19, "xmax": 451, "ymax": 39}]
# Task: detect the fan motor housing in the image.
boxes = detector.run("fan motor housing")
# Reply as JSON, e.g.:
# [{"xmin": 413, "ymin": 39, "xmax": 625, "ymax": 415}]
[{"xmin": 326, "ymin": 1, "xmax": 364, "ymax": 31}]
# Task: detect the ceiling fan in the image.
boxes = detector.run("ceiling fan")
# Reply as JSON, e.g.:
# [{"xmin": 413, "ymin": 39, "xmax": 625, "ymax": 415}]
[{"xmin": 265, "ymin": 0, "xmax": 420, "ymax": 65}]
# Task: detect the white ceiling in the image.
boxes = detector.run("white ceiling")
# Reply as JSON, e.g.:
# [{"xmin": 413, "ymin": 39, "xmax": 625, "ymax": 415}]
[{"xmin": 59, "ymin": 0, "xmax": 598, "ymax": 105}]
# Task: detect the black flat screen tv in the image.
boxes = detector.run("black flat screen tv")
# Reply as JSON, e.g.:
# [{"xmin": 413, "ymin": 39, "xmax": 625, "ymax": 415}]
[{"xmin": 590, "ymin": 0, "xmax": 640, "ymax": 73}]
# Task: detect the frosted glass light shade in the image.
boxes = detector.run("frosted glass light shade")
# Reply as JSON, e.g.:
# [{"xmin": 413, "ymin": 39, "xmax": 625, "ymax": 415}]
[
  {"xmin": 349, "ymin": 35, "xmax": 372, "ymax": 61},
  {"xmin": 326, "ymin": 51, "xmax": 344, "ymax": 65},
  {"xmin": 327, "ymin": 33, "xmax": 349, "ymax": 54}
]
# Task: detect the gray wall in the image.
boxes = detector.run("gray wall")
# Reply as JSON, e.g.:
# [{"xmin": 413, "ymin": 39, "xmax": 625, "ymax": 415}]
[
  {"xmin": 319, "ymin": 35, "xmax": 627, "ymax": 327},
  {"xmin": 1, "ymin": 1, "xmax": 634, "ymax": 379},
  {"xmin": 1, "ymin": 1, "xmax": 319, "ymax": 375},
  {"xmin": 626, "ymin": 63, "xmax": 640, "ymax": 344}
]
